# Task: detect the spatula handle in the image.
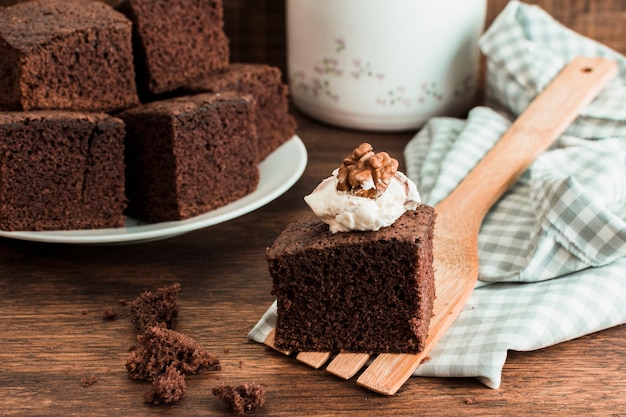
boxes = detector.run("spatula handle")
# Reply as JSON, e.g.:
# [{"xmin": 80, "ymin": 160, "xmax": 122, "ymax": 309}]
[
  {"xmin": 357, "ymin": 56, "xmax": 618, "ymax": 396},
  {"xmin": 438, "ymin": 56, "xmax": 618, "ymax": 226}
]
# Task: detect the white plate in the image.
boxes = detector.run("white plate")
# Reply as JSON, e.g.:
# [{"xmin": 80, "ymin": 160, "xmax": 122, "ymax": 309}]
[{"xmin": 0, "ymin": 135, "xmax": 307, "ymax": 245}]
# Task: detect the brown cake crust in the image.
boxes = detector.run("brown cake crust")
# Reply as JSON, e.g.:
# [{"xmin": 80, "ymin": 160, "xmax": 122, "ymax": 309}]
[
  {"xmin": 0, "ymin": 111, "xmax": 127, "ymax": 231},
  {"xmin": 0, "ymin": 0, "xmax": 138, "ymax": 112},
  {"xmin": 267, "ymin": 205, "xmax": 436, "ymax": 354},
  {"xmin": 126, "ymin": 325, "xmax": 220, "ymax": 382},
  {"xmin": 117, "ymin": 0, "xmax": 229, "ymax": 96},
  {"xmin": 118, "ymin": 91, "xmax": 259, "ymax": 223},
  {"xmin": 186, "ymin": 63, "xmax": 297, "ymax": 161}
]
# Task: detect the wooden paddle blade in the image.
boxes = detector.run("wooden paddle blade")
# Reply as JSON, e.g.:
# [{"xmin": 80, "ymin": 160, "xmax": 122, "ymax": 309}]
[
  {"xmin": 263, "ymin": 328, "xmax": 291, "ymax": 355},
  {"xmin": 263, "ymin": 329, "xmax": 335, "ymax": 369},
  {"xmin": 326, "ymin": 353, "xmax": 371, "ymax": 379},
  {"xmin": 356, "ymin": 352, "xmax": 430, "ymax": 395},
  {"xmin": 296, "ymin": 351, "xmax": 332, "ymax": 368}
]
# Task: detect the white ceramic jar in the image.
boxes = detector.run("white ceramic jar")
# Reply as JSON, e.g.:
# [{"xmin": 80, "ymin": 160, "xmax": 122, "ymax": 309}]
[{"xmin": 287, "ymin": 0, "xmax": 487, "ymax": 131}]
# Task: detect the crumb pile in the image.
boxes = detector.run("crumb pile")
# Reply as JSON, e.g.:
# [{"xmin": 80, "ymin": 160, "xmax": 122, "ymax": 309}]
[
  {"xmin": 125, "ymin": 283, "xmax": 219, "ymax": 404},
  {"xmin": 123, "ymin": 283, "xmax": 265, "ymax": 413}
]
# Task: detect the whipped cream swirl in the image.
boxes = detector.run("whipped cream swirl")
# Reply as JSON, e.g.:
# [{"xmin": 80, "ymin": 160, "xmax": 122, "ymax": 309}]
[{"xmin": 304, "ymin": 168, "xmax": 420, "ymax": 233}]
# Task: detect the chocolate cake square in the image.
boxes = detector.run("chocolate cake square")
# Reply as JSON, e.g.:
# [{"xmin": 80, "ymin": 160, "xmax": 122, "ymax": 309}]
[
  {"xmin": 0, "ymin": 0, "xmax": 139, "ymax": 112},
  {"xmin": 117, "ymin": 0, "xmax": 229, "ymax": 96},
  {"xmin": 267, "ymin": 205, "xmax": 436, "ymax": 354},
  {"xmin": 118, "ymin": 91, "xmax": 259, "ymax": 223},
  {"xmin": 0, "ymin": 111, "xmax": 127, "ymax": 231},
  {"xmin": 186, "ymin": 63, "xmax": 297, "ymax": 161}
]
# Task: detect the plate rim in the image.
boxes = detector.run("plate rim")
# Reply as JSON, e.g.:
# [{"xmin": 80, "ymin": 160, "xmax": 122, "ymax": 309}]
[{"xmin": 0, "ymin": 135, "xmax": 307, "ymax": 245}]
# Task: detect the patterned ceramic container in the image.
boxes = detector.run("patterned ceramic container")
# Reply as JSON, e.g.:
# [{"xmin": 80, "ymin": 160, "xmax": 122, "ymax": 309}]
[{"xmin": 287, "ymin": 0, "xmax": 487, "ymax": 131}]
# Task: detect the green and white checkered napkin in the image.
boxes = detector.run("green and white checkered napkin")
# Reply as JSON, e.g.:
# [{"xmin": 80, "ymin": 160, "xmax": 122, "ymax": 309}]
[
  {"xmin": 405, "ymin": 1, "xmax": 626, "ymax": 388},
  {"xmin": 249, "ymin": 1, "xmax": 626, "ymax": 388}
]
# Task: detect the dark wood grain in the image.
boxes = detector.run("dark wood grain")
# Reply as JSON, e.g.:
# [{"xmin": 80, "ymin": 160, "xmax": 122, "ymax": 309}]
[
  {"xmin": 2, "ymin": 1, "xmax": 626, "ymax": 416},
  {"xmin": 2, "ymin": 110, "xmax": 625, "ymax": 416}
]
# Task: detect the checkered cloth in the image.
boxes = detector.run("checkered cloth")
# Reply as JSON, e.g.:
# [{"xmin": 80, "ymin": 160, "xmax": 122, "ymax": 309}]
[
  {"xmin": 405, "ymin": 1, "xmax": 626, "ymax": 388},
  {"xmin": 249, "ymin": 1, "xmax": 626, "ymax": 388}
]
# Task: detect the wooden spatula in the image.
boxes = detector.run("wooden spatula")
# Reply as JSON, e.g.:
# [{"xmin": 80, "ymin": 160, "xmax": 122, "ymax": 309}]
[{"xmin": 264, "ymin": 56, "xmax": 618, "ymax": 395}]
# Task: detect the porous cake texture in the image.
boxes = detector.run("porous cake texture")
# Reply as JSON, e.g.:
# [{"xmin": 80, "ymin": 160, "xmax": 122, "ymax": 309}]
[
  {"xmin": 0, "ymin": 0, "xmax": 139, "ymax": 112},
  {"xmin": 267, "ymin": 205, "xmax": 436, "ymax": 354},
  {"xmin": 126, "ymin": 325, "xmax": 221, "ymax": 382},
  {"xmin": 212, "ymin": 383, "xmax": 266, "ymax": 415},
  {"xmin": 128, "ymin": 282, "xmax": 181, "ymax": 333},
  {"xmin": 0, "ymin": 111, "xmax": 126, "ymax": 231},
  {"xmin": 186, "ymin": 63, "xmax": 297, "ymax": 161},
  {"xmin": 117, "ymin": 0, "xmax": 229, "ymax": 96},
  {"xmin": 118, "ymin": 91, "xmax": 259, "ymax": 223},
  {"xmin": 144, "ymin": 365, "xmax": 187, "ymax": 404}
]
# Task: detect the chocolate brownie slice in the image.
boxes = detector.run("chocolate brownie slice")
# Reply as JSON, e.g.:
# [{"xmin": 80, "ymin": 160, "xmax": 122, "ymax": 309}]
[
  {"xmin": 186, "ymin": 63, "xmax": 297, "ymax": 161},
  {"xmin": 267, "ymin": 205, "xmax": 436, "ymax": 354},
  {"xmin": 117, "ymin": 0, "xmax": 229, "ymax": 96},
  {"xmin": 118, "ymin": 91, "xmax": 259, "ymax": 223},
  {"xmin": 0, "ymin": 111, "xmax": 126, "ymax": 231},
  {"xmin": 0, "ymin": 0, "xmax": 138, "ymax": 112}
]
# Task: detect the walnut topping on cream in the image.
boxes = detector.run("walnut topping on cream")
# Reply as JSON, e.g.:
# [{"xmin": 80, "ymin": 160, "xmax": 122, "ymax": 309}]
[
  {"xmin": 304, "ymin": 143, "xmax": 420, "ymax": 233},
  {"xmin": 336, "ymin": 143, "xmax": 399, "ymax": 199}
]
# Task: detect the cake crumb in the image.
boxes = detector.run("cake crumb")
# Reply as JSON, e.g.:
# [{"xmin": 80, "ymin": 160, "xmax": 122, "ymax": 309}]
[
  {"xmin": 144, "ymin": 366, "xmax": 186, "ymax": 404},
  {"xmin": 464, "ymin": 397, "xmax": 477, "ymax": 404},
  {"xmin": 126, "ymin": 325, "xmax": 220, "ymax": 381},
  {"xmin": 212, "ymin": 383, "xmax": 266, "ymax": 415},
  {"xmin": 81, "ymin": 375, "xmax": 98, "ymax": 387},
  {"xmin": 128, "ymin": 282, "xmax": 181, "ymax": 332},
  {"xmin": 102, "ymin": 308, "xmax": 117, "ymax": 321}
]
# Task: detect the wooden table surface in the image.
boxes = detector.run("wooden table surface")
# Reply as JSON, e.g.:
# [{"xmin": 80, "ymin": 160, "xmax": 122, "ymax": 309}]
[
  {"xmin": 3, "ymin": 1, "xmax": 626, "ymax": 416},
  {"xmin": 2, "ymin": 111, "xmax": 626, "ymax": 416}
]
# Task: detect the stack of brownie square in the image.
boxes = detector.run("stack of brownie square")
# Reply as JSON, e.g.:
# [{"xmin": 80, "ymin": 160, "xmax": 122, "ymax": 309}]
[{"xmin": 0, "ymin": 0, "xmax": 297, "ymax": 230}]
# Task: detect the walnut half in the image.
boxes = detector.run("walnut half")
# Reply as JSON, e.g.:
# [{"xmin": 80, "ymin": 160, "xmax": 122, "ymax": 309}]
[{"xmin": 336, "ymin": 143, "xmax": 399, "ymax": 198}]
